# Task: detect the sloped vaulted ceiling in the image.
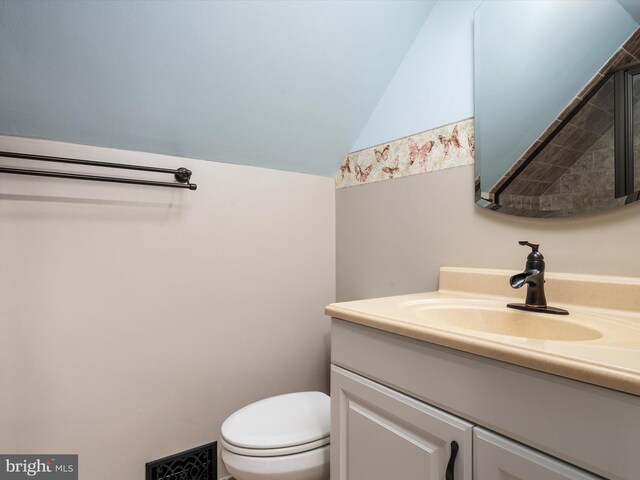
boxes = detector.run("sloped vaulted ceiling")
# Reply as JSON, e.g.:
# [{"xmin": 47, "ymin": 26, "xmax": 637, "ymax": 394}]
[{"xmin": 0, "ymin": 0, "xmax": 436, "ymax": 176}]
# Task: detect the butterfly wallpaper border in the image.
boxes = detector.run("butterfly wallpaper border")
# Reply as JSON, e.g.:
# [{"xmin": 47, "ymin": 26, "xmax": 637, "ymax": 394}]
[{"xmin": 336, "ymin": 118, "xmax": 474, "ymax": 188}]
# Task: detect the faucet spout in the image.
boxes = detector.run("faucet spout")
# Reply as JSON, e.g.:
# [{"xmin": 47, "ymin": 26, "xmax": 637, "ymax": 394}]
[
  {"xmin": 510, "ymin": 270, "xmax": 541, "ymax": 289},
  {"xmin": 510, "ymin": 272, "xmax": 530, "ymax": 289}
]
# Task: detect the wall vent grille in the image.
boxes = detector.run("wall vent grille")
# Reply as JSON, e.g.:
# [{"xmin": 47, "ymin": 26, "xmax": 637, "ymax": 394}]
[{"xmin": 146, "ymin": 442, "xmax": 216, "ymax": 480}]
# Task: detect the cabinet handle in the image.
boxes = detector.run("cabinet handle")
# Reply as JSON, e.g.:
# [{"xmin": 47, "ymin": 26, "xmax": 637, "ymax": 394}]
[{"xmin": 445, "ymin": 440, "xmax": 459, "ymax": 480}]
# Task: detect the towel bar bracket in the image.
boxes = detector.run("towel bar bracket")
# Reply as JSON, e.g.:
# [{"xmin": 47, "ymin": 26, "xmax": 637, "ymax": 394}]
[{"xmin": 174, "ymin": 167, "xmax": 192, "ymax": 184}]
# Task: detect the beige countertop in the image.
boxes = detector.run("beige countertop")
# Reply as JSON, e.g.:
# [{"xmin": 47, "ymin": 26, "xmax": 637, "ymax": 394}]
[{"xmin": 326, "ymin": 267, "xmax": 640, "ymax": 396}]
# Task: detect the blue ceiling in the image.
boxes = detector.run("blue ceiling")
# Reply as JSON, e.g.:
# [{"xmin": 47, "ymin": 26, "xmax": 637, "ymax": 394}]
[{"xmin": 0, "ymin": 0, "xmax": 435, "ymax": 177}]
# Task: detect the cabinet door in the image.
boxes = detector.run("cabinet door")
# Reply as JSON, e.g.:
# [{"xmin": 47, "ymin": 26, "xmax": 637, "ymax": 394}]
[
  {"xmin": 331, "ymin": 365, "xmax": 473, "ymax": 480},
  {"xmin": 474, "ymin": 428, "xmax": 601, "ymax": 480}
]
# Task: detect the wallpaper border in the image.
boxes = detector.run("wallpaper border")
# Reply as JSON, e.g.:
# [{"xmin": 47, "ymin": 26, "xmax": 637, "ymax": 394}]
[{"xmin": 336, "ymin": 117, "xmax": 474, "ymax": 188}]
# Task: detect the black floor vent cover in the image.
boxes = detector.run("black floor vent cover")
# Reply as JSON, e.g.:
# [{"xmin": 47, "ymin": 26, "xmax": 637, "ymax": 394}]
[{"xmin": 146, "ymin": 442, "xmax": 216, "ymax": 480}]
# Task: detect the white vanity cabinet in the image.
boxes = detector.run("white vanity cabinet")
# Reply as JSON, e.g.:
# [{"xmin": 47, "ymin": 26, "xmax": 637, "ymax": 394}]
[
  {"xmin": 331, "ymin": 365, "xmax": 473, "ymax": 480},
  {"xmin": 332, "ymin": 364, "xmax": 600, "ymax": 480},
  {"xmin": 330, "ymin": 318, "xmax": 640, "ymax": 480}
]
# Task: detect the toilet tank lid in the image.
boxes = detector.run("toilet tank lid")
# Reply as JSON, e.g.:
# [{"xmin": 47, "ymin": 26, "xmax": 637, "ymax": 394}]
[{"xmin": 221, "ymin": 391, "xmax": 330, "ymax": 449}]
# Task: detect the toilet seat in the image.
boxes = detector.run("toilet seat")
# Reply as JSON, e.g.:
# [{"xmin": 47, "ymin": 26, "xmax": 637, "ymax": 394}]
[
  {"xmin": 221, "ymin": 391, "xmax": 330, "ymax": 451},
  {"xmin": 221, "ymin": 434, "xmax": 330, "ymax": 457}
]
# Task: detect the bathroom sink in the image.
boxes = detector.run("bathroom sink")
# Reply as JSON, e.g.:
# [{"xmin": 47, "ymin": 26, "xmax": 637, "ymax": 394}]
[
  {"xmin": 411, "ymin": 303, "xmax": 603, "ymax": 341},
  {"xmin": 326, "ymin": 267, "xmax": 640, "ymax": 395}
]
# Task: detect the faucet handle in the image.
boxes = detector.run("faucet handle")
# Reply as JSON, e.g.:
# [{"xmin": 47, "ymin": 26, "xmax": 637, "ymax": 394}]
[
  {"xmin": 519, "ymin": 240, "xmax": 539, "ymax": 252},
  {"xmin": 518, "ymin": 241, "xmax": 543, "ymax": 260}
]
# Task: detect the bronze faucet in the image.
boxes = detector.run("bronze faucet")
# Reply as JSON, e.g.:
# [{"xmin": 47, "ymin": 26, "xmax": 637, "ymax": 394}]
[{"xmin": 507, "ymin": 241, "xmax": 568, "ymax": 315}]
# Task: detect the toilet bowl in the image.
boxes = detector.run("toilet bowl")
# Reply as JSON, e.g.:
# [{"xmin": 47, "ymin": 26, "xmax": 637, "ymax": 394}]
[{"xmin": 220, "ymin": 391, "xmax": 330, "ymax": 480}]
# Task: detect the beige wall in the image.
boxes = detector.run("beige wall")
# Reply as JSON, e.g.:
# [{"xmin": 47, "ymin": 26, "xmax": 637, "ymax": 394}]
[
  {"xmin": 0, "ymin": 136, "xmax": 335, "ymax": 479},
  {"xmin": 337, "ymin": 164, "xmax": 640, "ymax": 301}
]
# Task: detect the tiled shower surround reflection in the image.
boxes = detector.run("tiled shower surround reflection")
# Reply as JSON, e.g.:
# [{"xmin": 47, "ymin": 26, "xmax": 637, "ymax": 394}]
[
  {"xmin": 499, "ymin": 76, "xmax": 626, "ymax": 217},
  {"xmin": 336, "ymin": 118, "xmax": 474, "ymax": 188},
  {"xmin": 494, "ymin": 27, "xmax": 640, "ymax": 217}
]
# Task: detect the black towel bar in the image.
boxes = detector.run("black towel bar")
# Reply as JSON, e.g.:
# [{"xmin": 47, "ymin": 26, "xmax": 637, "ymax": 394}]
[{"xmin": 0, "ymin": 151, "xmax": 197, "ymax": 190}]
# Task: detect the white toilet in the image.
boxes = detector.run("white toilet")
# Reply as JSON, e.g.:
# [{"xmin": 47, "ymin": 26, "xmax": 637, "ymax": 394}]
[{"xmin": 220, "ymin": 391, "xmax": 330, "ymax": 480}]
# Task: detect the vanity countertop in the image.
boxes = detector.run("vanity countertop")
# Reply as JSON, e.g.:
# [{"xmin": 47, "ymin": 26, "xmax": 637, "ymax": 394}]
[{"xmin": 325, "ymin": 267, "xmax": 640, "ymax": 396}]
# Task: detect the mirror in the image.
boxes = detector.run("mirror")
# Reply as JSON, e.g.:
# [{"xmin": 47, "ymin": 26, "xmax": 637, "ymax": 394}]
[{"xmin": 474, "ymin": 0, "xmax": 640, "ymax": 217}]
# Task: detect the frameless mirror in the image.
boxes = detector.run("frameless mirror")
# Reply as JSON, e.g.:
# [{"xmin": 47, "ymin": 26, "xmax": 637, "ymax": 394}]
[{"xmin": 474, "ymin": 0, "xmax": 640, "ymax": 217}]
